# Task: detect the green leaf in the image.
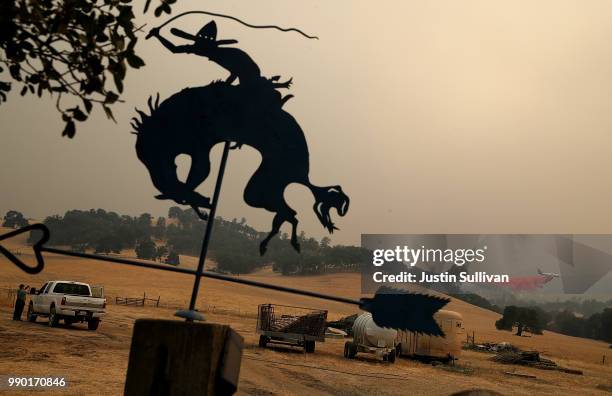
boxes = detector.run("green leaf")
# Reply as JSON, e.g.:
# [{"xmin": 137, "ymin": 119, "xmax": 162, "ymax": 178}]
[
  {"xmin": 127, "ymin": 37, "xmax": 138, "ymax": 50},
  {"xmin": 103, "ymin": 106, "xmax": 117, "ymax": 122},
  {"xmin": 83, "ymin": 98, "xmax": 93, "ymax": 113},
  {"xmin": 105, "ymin": 91, "xmax": 119, "ymax": 104},
  {"xmin": 47, "ymin": 68, "xmax": 61, "ymax": 80},
  {"xmin": 96, "ymin": 32, "xmax": 109, "ymax": 43},
  {"xmin": 117, "ymin": 5, "xmax": 135, "ymax": 25},
  {"xmin": 117, "ymin": 60, "xmax": 127, "ymax": 80},
  {"xmin": 126, "ymin": 53, "xmax": 145, "ymax": 68},
  {"xmin": 112, "ymin": 34, "xmax": 125, "ymax": 51},
  {"xmin": 62, "ymin": 119, "xmax": 76, "ymax": 138},
  {"xmin": 9, "ymin": 65, "xmax": 21, "ymax": 81},
  {"xmin": 112, "ymin": 72, "xmax": 124, "ymax": 93},
  {"xmin": 72, "ymin": 106, "xmax": 88, "ymax": 121}
]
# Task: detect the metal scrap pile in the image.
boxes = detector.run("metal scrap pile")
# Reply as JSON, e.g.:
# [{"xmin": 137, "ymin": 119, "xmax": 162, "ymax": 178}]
[
  {"xmin": 270, "ymin": 312, "xmax": 327, "ymax": 336},
  {"xmin": 469, "ymin": 342, "xmax": 518, "ymax": 353},
  {"xmin": 326, "ymin": 314, "xmax": 358, "ymax": 336},
  {"xmin": 492, "ymin": 350, "xmax": 583, "ymax": 375}
]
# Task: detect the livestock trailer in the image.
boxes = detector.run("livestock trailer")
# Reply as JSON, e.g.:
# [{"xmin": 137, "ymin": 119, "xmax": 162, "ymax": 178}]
[
  {"xmin": 396, "ymin": 309, "xmax": 464, "ymax": 362},
  {"xmin": 257, "ymin": 304, "xmax": 328, "ymax": 353},
  {"xmin": 344, "ymin": 312, "xmax": 397, "ymax": 362}
]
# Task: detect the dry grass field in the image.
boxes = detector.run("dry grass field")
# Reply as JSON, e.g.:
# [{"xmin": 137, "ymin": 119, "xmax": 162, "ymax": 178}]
[{"xmin": 0, "ymin": 227, "xmax": 611, "ymax": 395}]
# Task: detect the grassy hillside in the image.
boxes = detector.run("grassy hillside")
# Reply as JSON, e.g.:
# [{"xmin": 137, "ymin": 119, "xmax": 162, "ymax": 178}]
[{"xmin": 1, "ymin": 228, "xmax": 611, "ymax": 395}]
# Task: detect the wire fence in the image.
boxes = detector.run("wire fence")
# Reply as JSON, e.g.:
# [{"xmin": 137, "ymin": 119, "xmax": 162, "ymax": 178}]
[
  {"xmin": 0, "ymin": 287, "xmax": 16, "ymax": 307},
  {"xmin": 115, "ymin": 292, "xmax": 160, "ymax": 307},
  {"xmin": 108, "ymin": 291, "xmax": 257, "ymax": 318}
]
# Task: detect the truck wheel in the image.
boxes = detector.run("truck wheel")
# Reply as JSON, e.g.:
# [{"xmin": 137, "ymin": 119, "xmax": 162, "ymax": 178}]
[
  {"xmin": 258, "ymin": 335, "xmax": 268, "ymax": 348},
  {"xmin": 344, "ymin": 341, "xmax": 351, "ymax": 359},
  {"xmin": 48, "ymin": 306, "xmax": 59, "ymax": 327},
  {"xmin": 304, "ymin": 340, "xmax": 315, "ymax": 353},
  {"xmin": 27, "ymin": 303, "xmax": 37, "ymax": 323},
  {"xmin": 88, "ymin": 319, "xmax": 100, "ymax": 331},
  {"xmin": 388, "ymin": 349, "xmax": 396, "ymax": 363}
]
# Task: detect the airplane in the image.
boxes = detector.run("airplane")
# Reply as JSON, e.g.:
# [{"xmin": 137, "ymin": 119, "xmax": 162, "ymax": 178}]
[{"xmin": 537, "ymin": 268, "xmax": 560, "ymax": 282}]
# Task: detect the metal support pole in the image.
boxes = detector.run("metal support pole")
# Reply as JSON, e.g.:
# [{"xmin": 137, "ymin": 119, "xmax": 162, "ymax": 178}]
[{"xmin": 182, "ymin": 141, "xmax": 231, "ymax": 321}]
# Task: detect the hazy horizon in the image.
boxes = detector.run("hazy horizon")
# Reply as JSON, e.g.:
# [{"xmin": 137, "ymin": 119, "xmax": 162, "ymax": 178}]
[{"xmin": 3, "ymin": 0, "xmax": 612, "ymax": 245}]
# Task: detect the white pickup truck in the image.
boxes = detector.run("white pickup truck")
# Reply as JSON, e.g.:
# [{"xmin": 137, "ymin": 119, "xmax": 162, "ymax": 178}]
[{"xmin": 27, "ymin": 280, "xmax": 106, "ymax": 330}]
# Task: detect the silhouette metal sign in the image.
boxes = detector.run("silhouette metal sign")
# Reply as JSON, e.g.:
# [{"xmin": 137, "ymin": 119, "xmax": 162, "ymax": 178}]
[{"xmin": 138, "ymin": 18, "xmax": 349, "ymax": 255}]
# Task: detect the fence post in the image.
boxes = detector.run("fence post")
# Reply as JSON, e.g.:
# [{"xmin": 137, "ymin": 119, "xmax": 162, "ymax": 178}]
[{"xmin": 124, "ymin": 319, "xmax": 243, "ymax": 395}]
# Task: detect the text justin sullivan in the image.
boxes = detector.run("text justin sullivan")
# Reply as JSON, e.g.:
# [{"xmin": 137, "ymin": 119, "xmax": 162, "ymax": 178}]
[{"xmin": 373, "ymin": 271, "xmax": 509, "ymax": 284}]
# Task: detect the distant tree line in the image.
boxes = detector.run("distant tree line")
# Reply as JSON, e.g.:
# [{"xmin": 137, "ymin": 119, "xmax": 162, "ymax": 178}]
[
  {"xmin": 23, "ymin": 209, "xmax": 180, "ymax": 265},
  {"xmin": 450, "ymin": 291, "xmax": 611, "ymax": 343},
  {"xmin": 547, "ymin": 308, "xmax": 612, "ymax": 343},
  {"xmin": 450, "ymin": 293, "xmax": 503, "ymax": 314},
  {"xmin": 266, "ymin": 234, "xmax": 369, "ymax": 275},
  {"xmin": 495, "ymin": 304, "xmax": 612, "ymax": 343},
  {"xmin": 11, "ymin": 208, "xmax": 367, "ymax": 274},
  {"xmin": 521, "ymin": 297, "xmax": 612, "ymax": 318},
  {"xmin": 2, "ymin": 210, "xmax": 29, "ymax": 228}
]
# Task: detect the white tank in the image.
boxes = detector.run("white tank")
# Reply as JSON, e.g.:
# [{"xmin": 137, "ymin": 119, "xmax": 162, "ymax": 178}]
[{"xmin": 352, "ymin": 313, "xmax": 397, "ymax": 348}]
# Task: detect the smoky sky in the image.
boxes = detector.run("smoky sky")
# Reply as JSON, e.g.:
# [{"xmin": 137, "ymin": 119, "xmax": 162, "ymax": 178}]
[{"xmin": 3, "ymin": 0, "xmax": 612, "ymax": 245}]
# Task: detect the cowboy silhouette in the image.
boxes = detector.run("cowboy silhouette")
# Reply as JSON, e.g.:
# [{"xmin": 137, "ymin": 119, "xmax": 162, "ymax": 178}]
[{"xmin": 147, "ymin": 21, "xmax": 294, "ymax": 106}]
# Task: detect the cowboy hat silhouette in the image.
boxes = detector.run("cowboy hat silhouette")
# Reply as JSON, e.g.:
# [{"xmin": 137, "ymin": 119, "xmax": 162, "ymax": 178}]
[{"xmin": 170, "ymin": 21, "xmax": 238, "ymax": 46}]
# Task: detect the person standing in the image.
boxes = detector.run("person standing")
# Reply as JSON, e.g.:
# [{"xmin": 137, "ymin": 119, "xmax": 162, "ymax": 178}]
[{"xmin": 12, "ymin": 284, "xmax": 29, "ymax": 321}]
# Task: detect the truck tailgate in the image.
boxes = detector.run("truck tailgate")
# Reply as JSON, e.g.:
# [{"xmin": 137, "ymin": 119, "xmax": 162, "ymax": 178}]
[{"xmin": 64, "ymin": 296, "xmax": 105, "ymax": 310}]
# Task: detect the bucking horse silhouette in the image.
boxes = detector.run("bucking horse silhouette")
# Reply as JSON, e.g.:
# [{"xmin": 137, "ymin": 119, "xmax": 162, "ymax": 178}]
[{"xmin": 133, "ymin": 21, "xmax": 349, "ymax": 255}]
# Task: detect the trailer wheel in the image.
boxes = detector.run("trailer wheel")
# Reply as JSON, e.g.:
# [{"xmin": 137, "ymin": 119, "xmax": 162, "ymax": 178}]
[
  {"xmin": 344, "ymin": 341, "xmax": 356, "ymax": 359},
  {"xmin": 304, "ymin": 340, "xmax": 315, "ymax": 353},
  {"xmin": 258, "ymin": 335, "xmax": 269, "ymax": 348},
  {"xmin": 388, "ymin": 349, "xmax": 396, "ymax": 363}
]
